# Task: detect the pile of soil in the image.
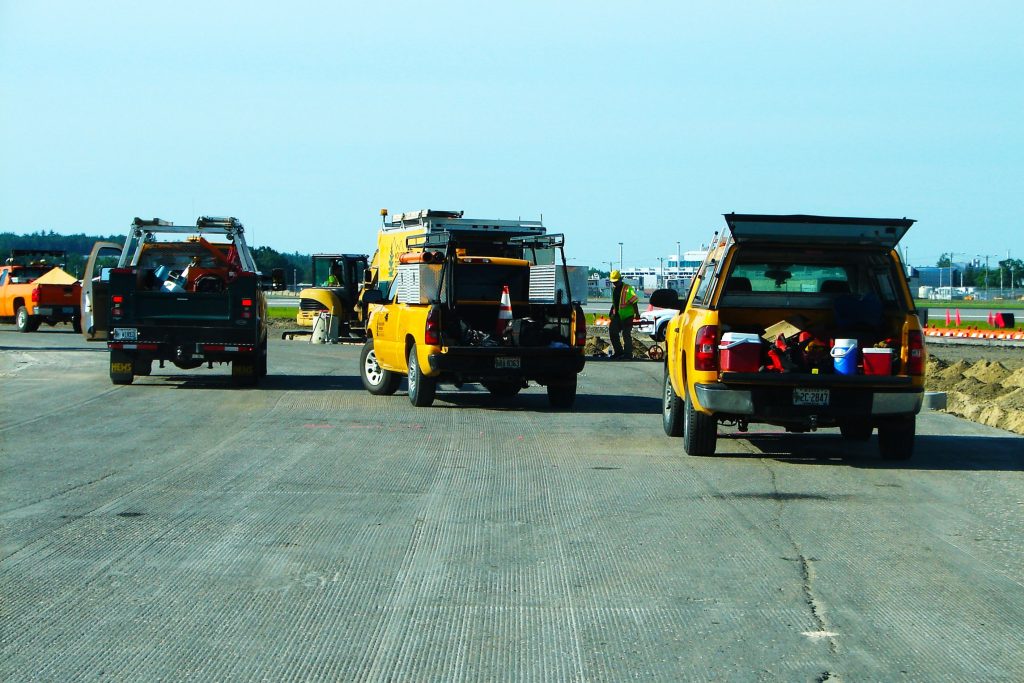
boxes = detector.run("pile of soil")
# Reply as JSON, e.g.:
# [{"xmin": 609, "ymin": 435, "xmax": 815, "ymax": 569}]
[
  {"xmin": 586, "ymin": 333, "xmax": 655, "ymax": 359},
  {"xmin": 926, "ymin": 347, "xmax": 1024, "ymax": 435}
]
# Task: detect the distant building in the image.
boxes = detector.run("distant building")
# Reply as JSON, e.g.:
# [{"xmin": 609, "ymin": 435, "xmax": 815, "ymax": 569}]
[{"xmin": 620, "ymin": 249, "xmax": 708, "ymax": 293}]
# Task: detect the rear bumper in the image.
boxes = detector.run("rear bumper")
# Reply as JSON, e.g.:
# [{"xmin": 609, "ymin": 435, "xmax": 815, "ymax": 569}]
[
  {"xmin": 695, "ymin": 380, "xmax": 923, "ymax": 420},
  {"xmin": 32, "ymin": 305, "xmax": 78, "ymax": 320},
  {"xmin": 107, "ymin": 325, "xmax": 262, "ymax": 361},
  {"xmin": 428, "ymin": 346, "xmax": 585, "ymax": 381}
]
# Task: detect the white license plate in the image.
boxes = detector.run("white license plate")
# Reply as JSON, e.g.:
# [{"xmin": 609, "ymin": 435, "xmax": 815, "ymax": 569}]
[
  {"xmin": 112, "ymin": 328, "xmax": 138, "ymax": 341},
  {"xmin": 793, "ymin": 387, "xmax": 830, "ymax": 406},
  {"xmin": 495, "ymin": 356, "xmax": 521, "ymax": 369}
]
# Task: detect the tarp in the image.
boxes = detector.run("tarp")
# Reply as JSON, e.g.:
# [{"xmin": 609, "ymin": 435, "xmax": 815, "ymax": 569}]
[{"xmin": 32, "ymin": 267, "xmax": 79, "ymax": 285}]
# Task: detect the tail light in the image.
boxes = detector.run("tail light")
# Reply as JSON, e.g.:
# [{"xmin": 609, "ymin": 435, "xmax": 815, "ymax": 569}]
[
  {"xmin": 907, "ymin": 329, "xmax": 925, "ymax": 375},
  {"xmin": 240, "ymin": 297, "xmax": 253, "ymax": 319},
  {"xmin": 573, "ymin": 307, "xmax": 587, "ymax": 347},
  {"xmin": 424, "ymin": 306, "xmax": 441, "ymax": 345},
  {"xmin": 31, "ymin": 287, "xmax": 40, "ymax": 303},
  {"xmin": 112, "ymin": 294, "xmax": 124, "ymax": 319},
  {"xmin": 694, "ymin": 325, "xmax": 719, "ymax": 371}
]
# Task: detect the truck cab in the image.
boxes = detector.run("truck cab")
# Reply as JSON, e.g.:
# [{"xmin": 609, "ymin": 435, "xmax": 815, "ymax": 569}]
[
  {"xmin": 359, "ymin": 210, "xmax": 587, "ymax": 408},
  {"xmin": 655, "ymin": 214, "xmax": 926, "ymax": 459}
]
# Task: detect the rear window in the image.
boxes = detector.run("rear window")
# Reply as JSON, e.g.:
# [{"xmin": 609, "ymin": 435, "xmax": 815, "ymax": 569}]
[
  {"xmin": 449, "ymin": 264, "xmax": 529, "ymax": 302},
  {"xmin": 721, "ymin": 248, "xmax": 905, "ymax": 307}
]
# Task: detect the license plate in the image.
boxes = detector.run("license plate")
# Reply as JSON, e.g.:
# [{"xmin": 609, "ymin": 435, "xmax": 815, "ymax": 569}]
[
  {"xmin": 495, "ymin": 356, "xmax": 521, "ymax": 369},
  {"xmin": 112, "ymin": 328, "xmax": 138, "ymax": 341},
  {"xmin": 793, "ymin": 387, "xmax": 830, "ymax": 406}
]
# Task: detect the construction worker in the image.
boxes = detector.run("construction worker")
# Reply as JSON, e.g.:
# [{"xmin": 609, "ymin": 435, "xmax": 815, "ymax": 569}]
[{"xmin": 608, "ymin": 270, "xmax": 639, "ymax": 359}]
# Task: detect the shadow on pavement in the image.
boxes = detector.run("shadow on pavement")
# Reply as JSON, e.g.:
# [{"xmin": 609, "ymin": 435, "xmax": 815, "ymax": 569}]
[
  {"xmin": 155, "ymin": 374, "xmax": 364, "ymax": 391},
  {"xmin": 0, "ymin": 345, "xmax": 106, "ymax": 353},
  {"xmin": 435, "ymin": 391, "xmax": 661, "ymax": 414},
  {"xmin": 721, "ymin": 433, "xmax": 1024, "ymax": 472}
]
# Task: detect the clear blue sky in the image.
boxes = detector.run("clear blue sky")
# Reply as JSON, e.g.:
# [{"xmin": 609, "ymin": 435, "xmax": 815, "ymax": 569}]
[{"xmin": 2, "ymin": 1, "xmax": 1021, "ymax": 269}]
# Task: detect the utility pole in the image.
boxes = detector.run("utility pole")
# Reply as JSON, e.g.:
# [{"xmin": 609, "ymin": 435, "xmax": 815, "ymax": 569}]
[
  {"xmin": 658, "ymin": 257, "xmax": 664, "ymax": 288},
  {"xmin": 618, "ymin": 242, "xmax": 623, "ymax": 271}
]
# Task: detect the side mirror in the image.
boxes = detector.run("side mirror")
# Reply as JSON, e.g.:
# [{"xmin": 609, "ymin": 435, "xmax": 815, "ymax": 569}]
[
  {"xmin": 261, "ymin": 268, "xmax": 287, "ymax": 291},
  {"xmin": 362, "ymin": 288, "xmax": 384, "ymax": 305},
  {"xmin": 649, "ymin": 288, "xmax": 683, "ymax": 310}
]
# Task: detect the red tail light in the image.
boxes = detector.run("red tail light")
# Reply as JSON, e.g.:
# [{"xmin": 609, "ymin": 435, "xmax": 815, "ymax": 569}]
[
  {"xmin": 694, "ymin": 325, "xmax": 719, "ymax": 371},
  {"xmin": 907, "ymin": 329, "xmax": 925, "ymax": 375},
  {"xmin": 112, "ymin": 295, "xmax": 124, "ymax": 304},
  {"xmin": 573, "ymin": 307, "xmax": 587, "ymax": 347},
  {"xmin": 31, "ymin": 287, "xmax": 40, "ymax": 303},
  {"xmin": 424, "ymin": 306, "xmax": 440, "ymax": 345},
  {"xmin": 241, "ymin": 298, "xmax": 253, "ymax": 307}
]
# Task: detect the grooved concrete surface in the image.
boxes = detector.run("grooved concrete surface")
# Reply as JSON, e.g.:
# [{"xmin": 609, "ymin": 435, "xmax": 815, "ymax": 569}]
[{"xmin": 2, "ymin": 329, "xmax": 1023, "ymax": 682}]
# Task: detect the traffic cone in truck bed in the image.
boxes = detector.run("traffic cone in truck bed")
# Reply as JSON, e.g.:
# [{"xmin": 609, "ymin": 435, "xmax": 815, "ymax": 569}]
[{"xmin": 496, "ymin": 285, "xmax": 513, "ymax": 335}]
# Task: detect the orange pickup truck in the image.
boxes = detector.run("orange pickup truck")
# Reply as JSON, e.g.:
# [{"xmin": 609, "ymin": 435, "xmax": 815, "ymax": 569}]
[{"xmin": 0, "ymin": 251, "xmax": 82, "ymax": 333}]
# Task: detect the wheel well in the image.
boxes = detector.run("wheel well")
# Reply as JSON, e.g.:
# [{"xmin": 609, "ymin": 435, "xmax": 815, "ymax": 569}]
[
  {"xmin": 14, "ymin": 298, "xmax": 25, "ymax": 310},
  {"xmin": 404, "ymin": 335, "xmax": 416, "ymax": 357}
]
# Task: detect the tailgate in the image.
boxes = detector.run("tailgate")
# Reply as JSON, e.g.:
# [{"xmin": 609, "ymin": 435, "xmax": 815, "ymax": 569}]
[{"xmin": 724, "ymin": 214, "xmax": 914, "ymax": 248}]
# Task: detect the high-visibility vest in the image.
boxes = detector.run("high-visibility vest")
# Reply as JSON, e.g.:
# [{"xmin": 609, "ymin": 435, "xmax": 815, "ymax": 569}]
[{"xmin": 617, "ymin": 284, "xmax": 638, "ymax": 320}]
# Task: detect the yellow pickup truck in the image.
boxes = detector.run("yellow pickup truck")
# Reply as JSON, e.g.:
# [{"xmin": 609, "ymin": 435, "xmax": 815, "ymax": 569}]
[
  {"xmin": 359, "ymin": 210, "xmax": 587, "ymax": 408},
  {"xmin": 653, "ymin": 214, "xmax": 926, "ymax": 459}
]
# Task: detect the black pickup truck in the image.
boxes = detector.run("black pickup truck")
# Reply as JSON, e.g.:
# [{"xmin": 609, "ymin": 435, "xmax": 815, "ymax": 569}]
[{"xmin": 99, "ymin": 217, "xmax": 283, "ymax": 386}]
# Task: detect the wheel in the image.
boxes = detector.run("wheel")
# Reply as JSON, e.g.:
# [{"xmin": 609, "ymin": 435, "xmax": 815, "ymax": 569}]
[
  {"xmin": 16, "ymin": 306, "xmax": 40, "ymax": 333},
  {"xmin": 133, "ymin": 358, "xmax": 153, "ymax": 376},
  {"xmin": 407, "ymin": 344, "xmax": 436, "ymax": 407},
  {"xmin": 483, "ymin": 381, "xmax": 522, "ymax": 397},
  {"xmin": 683, "ymin": 389, "xmax": 717, "ymax": 456},
  {"xmin": 72, "ymin": 313, "xmax": 82, "ymax": 333},
  {"xmin": 662, "ymin": 369, "xmax": 684, "ymax": 437},
  {"xmin": 878, "ymin": 416, "xmax": 915, "ymax": 460},
  {"xmin": 258, "ymin": 337, "xmax": 268, "ymax": 377},
  {"xmin": 360, "ymin": 339, "xmax": 400, "ymax": 395},
  {"xmin": 654, "ymin": 321, "xmax": 667, "ymax": 342},
  {"xmin": 839, "ymin": 419, "xmax": 873, "ymax": 441},
  {"xmin": 109, "ymin": 350, "xmax": 134, "ymax": 385},
  {"xmin": 546, "ymin": 376, "xmax": 577, "ymax": 409},
  {"xmin": 232, "ymin": 356, "xmax": 259, "ymax": 387}
]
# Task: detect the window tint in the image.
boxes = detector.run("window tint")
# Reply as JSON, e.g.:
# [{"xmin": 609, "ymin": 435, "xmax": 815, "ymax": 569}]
[{"xmin": 453, "ymin": 264, "xmax": 529, "ymax": 302}]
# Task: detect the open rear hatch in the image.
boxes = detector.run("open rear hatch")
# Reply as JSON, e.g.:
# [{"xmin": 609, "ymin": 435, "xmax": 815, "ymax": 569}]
[{"xmin": 725, "ymin": 214, "xmax": 914, "ymax": 248}]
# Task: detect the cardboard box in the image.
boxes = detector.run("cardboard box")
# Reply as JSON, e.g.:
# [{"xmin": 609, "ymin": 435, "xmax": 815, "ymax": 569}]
[{"xmin": 763, "ymin": 315, "xmax": 808, "ymax": 341}]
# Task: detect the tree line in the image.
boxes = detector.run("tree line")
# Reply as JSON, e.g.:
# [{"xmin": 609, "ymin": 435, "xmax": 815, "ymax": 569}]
[
  {"xmin": 1, "ymin": 230, "xmax": 312, "ymax": 284},
  {"xmin": 934, "ymin": 253, "xmax": 1024, "ymax": 289}
]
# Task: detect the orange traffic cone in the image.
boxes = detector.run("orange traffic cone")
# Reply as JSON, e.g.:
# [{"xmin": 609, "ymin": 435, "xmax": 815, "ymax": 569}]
[
  {"xmin": 496, "ymin": 284, "xmax": 513, "ymax": 335},
  {"xmin": 987, "ymin": 310, "xmax": 994, "ymax": 326},
  {"xmin": 945, "ymin": 309, "xmax": 951, "ymax": 325},
  {"xmin": 955, "ymin": 309, "xmax": 961, "ymax": 326}
]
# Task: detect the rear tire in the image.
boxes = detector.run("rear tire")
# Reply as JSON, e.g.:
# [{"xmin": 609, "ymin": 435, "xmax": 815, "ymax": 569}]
[
  {"xmin": 407, "ymin": 344, "xmax": 436, "ymax": 407},
  {"xmin": 878, "ymin": 416, "xmax": 915, "ymax": 460},
  {"xmin": 258, "ymin": 337, "xmax": 268, "ymax": 377},
  {"xmin": 133, "ymin": 358, "xmax": 152, "ymax": 376},
  {"xmin": 109, "ymin": 350, "xmax": 134, "ymax": 385},
  {"xmin": 72, "ymin": 313, "xmax": 82, "ymax": 333},
  {"xmin": 662, "ymin": 369, "xmax": 684, "ymax": 437},
  {"xmin": 683, "ymin": 389, "xmax": 717, "ymax": 456},
  {"xmin": 361, "ymin": 339, "xmax": 400, "ymax": 395},
  {"xmin": 547, "ymin": 377, "xmax": 577, "ymax": 409},
  {"xmin": 16, "ymin": 306, "xmax": 39, "ymax": 333}
]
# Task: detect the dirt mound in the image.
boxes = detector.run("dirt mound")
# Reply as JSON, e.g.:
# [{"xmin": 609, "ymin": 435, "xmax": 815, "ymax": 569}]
[
  {"xmin": 585, "ymin": 335, "xmax": 611, "ymax": 356},
  {"xmin": 1001, "ymin": 368, "xmax": 1024, "ymax": 390},
  {"xmin": 952, "ymin": 376, "xmax": 1008, "ymax": 402},
  {"xmin": 963, "ymin": 360, "xmax": 1011, "ymax": 384},
  {"xmin": 931, "ymin": 359, "xmax": 1024, "ymax": 436}
]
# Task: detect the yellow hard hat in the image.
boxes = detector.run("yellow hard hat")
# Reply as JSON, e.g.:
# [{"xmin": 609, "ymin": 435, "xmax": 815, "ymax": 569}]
[{"xmin": 609, "ymin": 270, "xmax": 622, "ymax": 282}]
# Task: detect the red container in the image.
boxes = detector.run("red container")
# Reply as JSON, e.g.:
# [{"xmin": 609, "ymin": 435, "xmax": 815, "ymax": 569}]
[
  {"xmin": 862, "ymin": 348, "xmax": 893, "ymax": 375},
  {"xmin": 719, "ymin": 332, "xmax": 762, "ymax": 372}
]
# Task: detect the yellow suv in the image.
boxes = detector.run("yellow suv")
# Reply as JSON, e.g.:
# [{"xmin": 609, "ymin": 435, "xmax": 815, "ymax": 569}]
[{"xmin": 653, "ymin": 214, "xmax": 926, "ymax": 459}]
